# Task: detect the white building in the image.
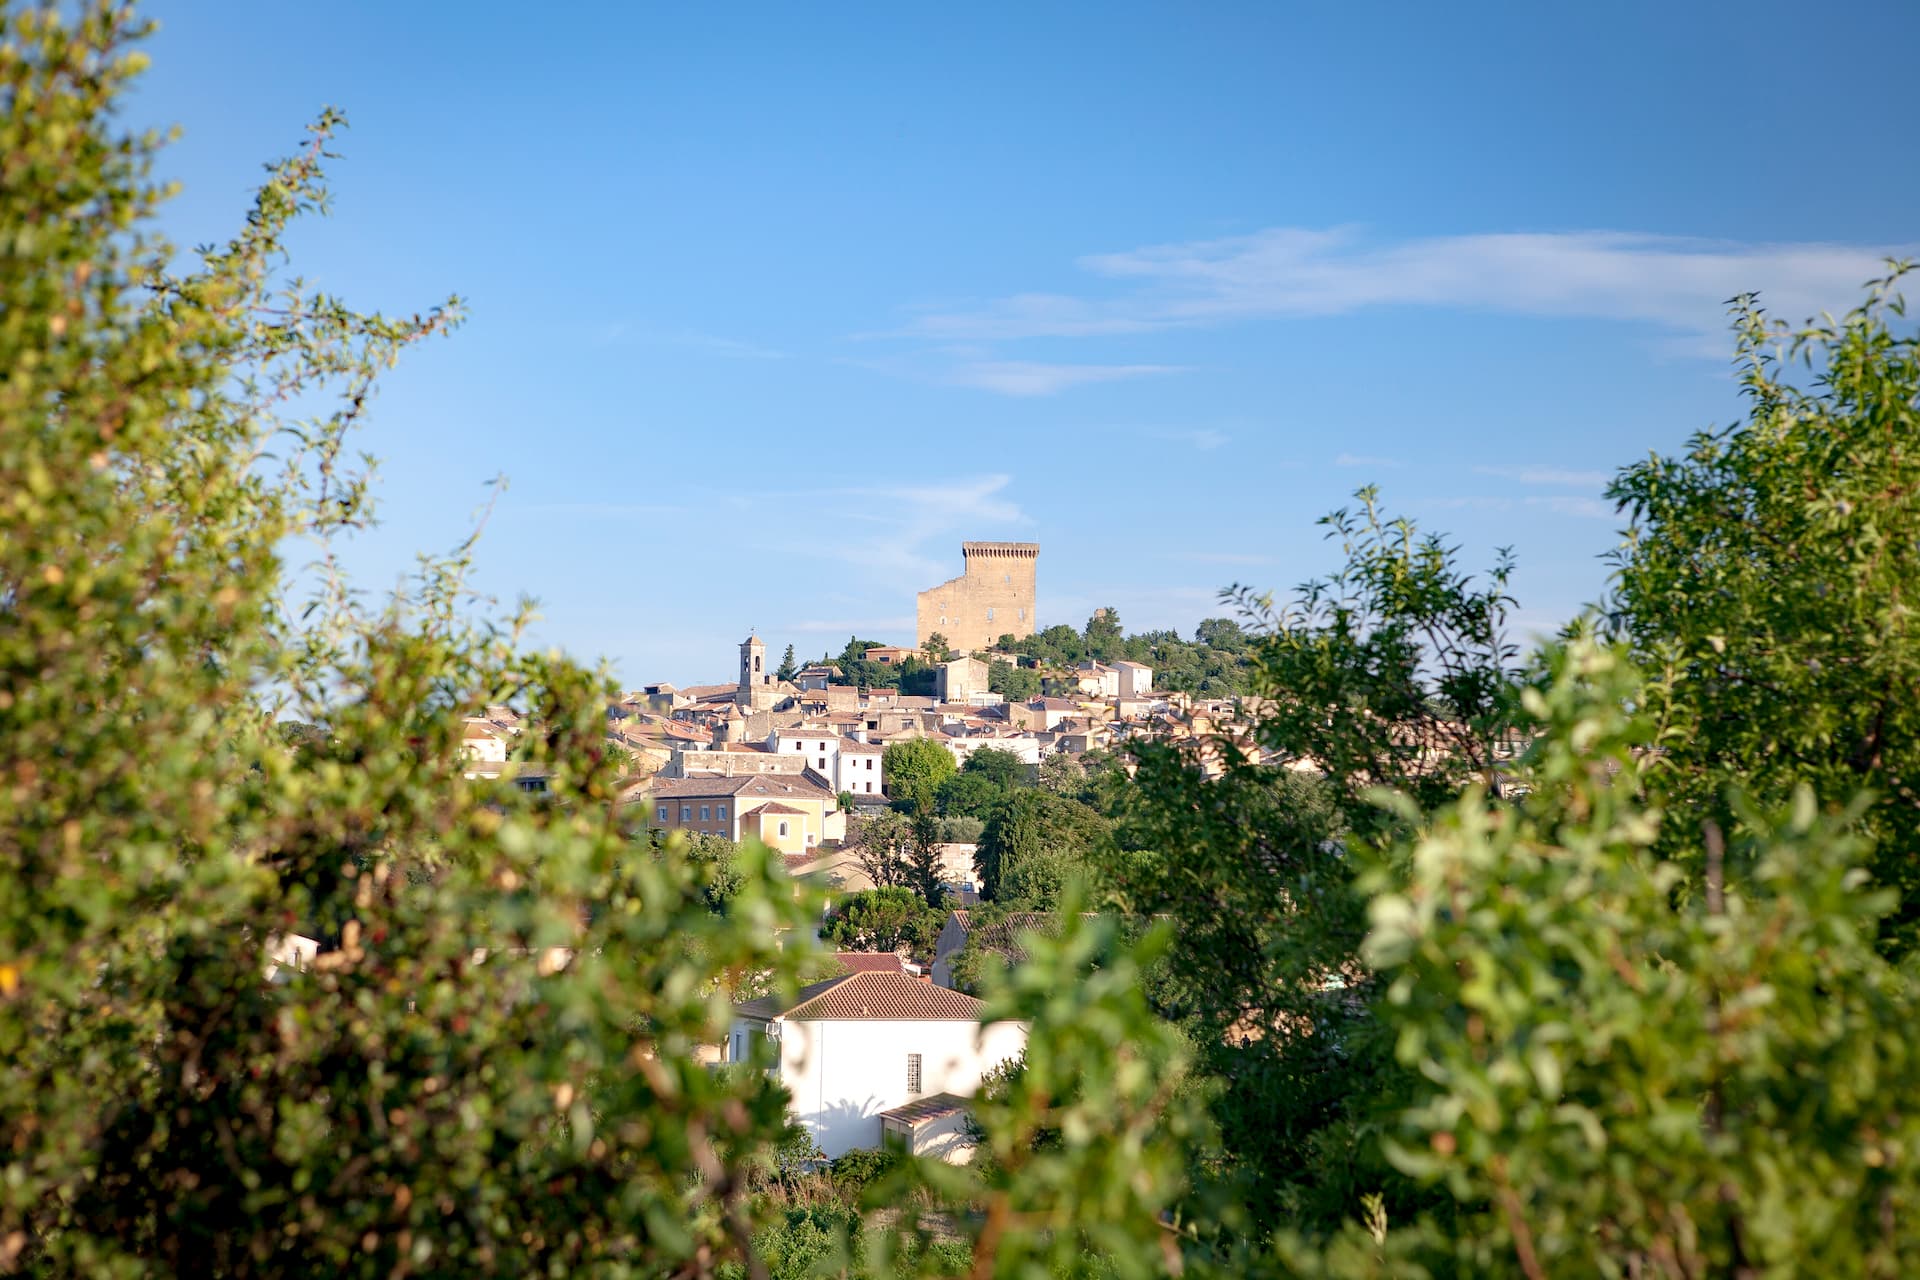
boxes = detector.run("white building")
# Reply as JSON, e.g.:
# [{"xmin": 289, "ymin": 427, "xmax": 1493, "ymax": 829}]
[
  {"xmin": 1112, "ymin": 660, "xmax": 1153, "ymax": 698},
  {"xmin": 943, "ymin": 734, "xmax": 1042, "ymax": 770},
  {"xmin": 729, "ymin": 971, "xmax": 1027, "ymax": 1157},
  {"xmin": 836, "ymin": 738, "xmax": 885, "ymax": 797},
  {"xmin": 1070, "ymin": 662, "xmax": 1120, "ymax": 698},
  {"xmin": 771, "ymin": 727, "xmax": 839, "ymax": 780},
  {"xmin": 460, "ymin": 718, "xmax": 508, "ymax": 764}
]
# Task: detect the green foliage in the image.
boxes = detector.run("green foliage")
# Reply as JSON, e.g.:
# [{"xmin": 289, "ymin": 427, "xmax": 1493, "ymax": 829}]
[
  {"xmin": 1110, "ymin": 487, "xmax": 1526, "ymax": 1237},
  {"xmin": 1360, "ymin": 641, "xmax": 1920, "ymax": 1277},
  {"xmin": 775, "ymin": 643, "xmax": 798, "ymax": 682},
  {"xmin": 1608, "ymin": 268, "xmax": 1920, "ymax": 955},
  {"xmin": 824, "ymin": 636, "xmax": 904, "ymax": 690},
  {"xmin": 1084, "ymin": 607, "xmax": 1125, "ymax": 661},
  {"xmin": 999, "ymin": 618, "xmax": 1251, "ymax": 698},
  {"xmin": 850, "ymin": 810, "xmax": 914, "ymax": 891},
  {"xmin": 1233, "ymin": 486, "xmax": 1525, "ymax": 832},
  {"xmin": 934, "ymin": 769, "xmax": 1007, "ymax": 821},
  {"xmin": 897, "ymin": 656, "xmax": 940, "ymax": 698},
  {"xmin": 675, "ymin": 830, "xmax": 746, "ymax": 913},
  {"xmin": 830, "ymin": 1147, "xmax": 902, "ymax": 1195},
  {"xmin": 906, "ymin": 810, "xmax": 949, "ymax": 907},
  {"xmin": 936, "ymin": 815, "xmax": 985, "ymax": 845},
  {"xmin": 923, "ymin": 632, "xmax": 953, "ymax": 663},
  {"xmin": 932, "ymin": 750, "xmax": 1039, "ymax": 830},
  {"xmin": 1036, "ymin": 750, "xmax": 1087, "ymax": 798},
  {"xmin": 0, "ymin": 13, "xmax": 821, "ymax": 1273},
  {"xmin": 976, "ymin": 792, "xmax": 1113, "ymax": 908},
  {"xmin": 883, "ymin": 736, "xmax": 957, "ymax": 814},
  {"xmin": 987, "ymin": 657, "xmax": 1042, "ymax": 702},
  {"xmin": 884, "ymin": 901, "xmax": 1215, "ymax": 1279},
  {"xmin": 819, "ymin": 887, "xmax": 947, "ymax": 959},
  {"xmin": 963, "ymin": 746, "xmax": 1031, "ymax": 789}
]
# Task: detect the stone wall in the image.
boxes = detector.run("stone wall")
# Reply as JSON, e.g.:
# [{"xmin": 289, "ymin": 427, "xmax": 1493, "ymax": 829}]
[{"xmin": 915, "ymin": 541, "xmax": 1038, "ymax": 652}]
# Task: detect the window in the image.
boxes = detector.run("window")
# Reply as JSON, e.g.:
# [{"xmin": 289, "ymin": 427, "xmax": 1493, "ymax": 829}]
[
  {"xmin": 867, "ymin": 758, "xmax": 875, "ymax": 769},
  {"xmin": 657, "ymin": 804, "xmax": 668, "ymax": 822},
  {"xmin": 700, "ymin": 805, "xmax": 710, "ymax": 821},
  {"xmin": 986, "ymin": 607, "xmax": 995, "ymax": 622},
  {"xmin": 906, "ymin": 1053, "xmax": 922, "ymax": 1094},
  {"xmin": 680, "ymin": 806, "xmax": 692, "ymax": 821},
  {"xmin": 794, "ymin": 742, "xmax": 803, "ymax": 752},
  {"xmin": 1017, "ymin": 608, "xmax": 1026, "ymax": 621},
  {"xmin": 865, "ymin": 780, "xmax": 874, "ymax": 793},
  {"xmin": 818, "ymin": 757, "xmax": 827, "ymax": 769},
  {"xmin": 778, "ymin": 820, "xmax": 789, "ymax": 838},
  {"xmin": 718, "ymin": 805, "xmax": 728, "ymax": 820}
]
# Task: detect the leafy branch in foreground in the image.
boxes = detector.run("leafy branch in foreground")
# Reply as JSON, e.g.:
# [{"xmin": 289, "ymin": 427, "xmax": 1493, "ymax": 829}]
[{"xmin": 0, "ymin": 6, "xmax": 821, "ymax": 1275}]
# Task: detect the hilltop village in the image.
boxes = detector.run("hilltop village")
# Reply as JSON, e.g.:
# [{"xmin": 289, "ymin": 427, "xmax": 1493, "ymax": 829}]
[
  {"xmin": 462, "ymin": 540, "xmax": 1260, "ymax": 867},
  {"xmin": 443, "ymin": 540, "xmax": 1272, "ymax": 1157}
]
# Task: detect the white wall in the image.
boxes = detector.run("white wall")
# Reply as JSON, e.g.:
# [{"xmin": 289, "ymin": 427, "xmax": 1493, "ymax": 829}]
[
  {"xmin": 836, "ymin": 749, "xmax": 883, "ymax": 795},
  {"xmin": 888, "ymin": 1109, "xmax": 977, "ymax": 1163},
  {"xmin": 462, "ymin": 724, "xmax": 508, "ymax": 763},
  {"xmin": 734, "ymin": 1016, "xmax": 1026, "ymax": 1157}
]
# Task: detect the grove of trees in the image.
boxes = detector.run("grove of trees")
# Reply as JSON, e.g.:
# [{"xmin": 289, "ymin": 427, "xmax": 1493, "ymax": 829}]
[{"xmin": 8, "ymin": 8, "xmax": 1920, "ymax": 1277}]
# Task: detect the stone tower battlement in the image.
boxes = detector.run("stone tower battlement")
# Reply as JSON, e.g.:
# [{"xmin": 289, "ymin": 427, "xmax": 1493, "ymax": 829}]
[{"xmin": 916, "ymin": 542, "xmax": 1039, "ymax": 653}]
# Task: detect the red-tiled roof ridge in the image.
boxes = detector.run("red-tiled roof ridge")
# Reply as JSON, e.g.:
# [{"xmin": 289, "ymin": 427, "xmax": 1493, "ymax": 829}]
[
  {"xmin": 834, "ymin": 951, "xmax": 907, "ymax": 974},
  {"xmin": 734, "ymin": 971, "xmax": 983, "ymax": 1021}
]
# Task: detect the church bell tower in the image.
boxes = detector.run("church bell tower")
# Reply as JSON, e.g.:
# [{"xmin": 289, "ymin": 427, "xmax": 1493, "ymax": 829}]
[{"xmin": 737, "ymin": 633, "xmax": 772, "ymax": 711}]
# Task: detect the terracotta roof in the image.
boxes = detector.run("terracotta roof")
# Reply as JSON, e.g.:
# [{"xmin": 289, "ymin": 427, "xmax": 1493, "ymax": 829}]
[
  {"xmin": 645, "ymin": 775, "xmax": 833, "ymax": 801},
  {"xmin": 735, "ymin": 971, "xmax": 984, "ymax": 1021},
  {"xmin": 680, "ymin": 684, "xmax": 737, "ymax": 700},
  {"xmin": 752, "ymin": 801, "xmax": 809, "ymax": 816},
  {"xmin": 834, "ymin": 952, "xmax": 907, "ymax": 974},
  {"xmin": 947, "ymin": 910, "xmax": 1059, "ymax": 958}
]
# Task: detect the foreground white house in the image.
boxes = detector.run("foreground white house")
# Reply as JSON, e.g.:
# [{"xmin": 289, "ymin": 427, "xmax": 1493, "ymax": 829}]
[{"xmin": 730, "ymin": 971, "xmax": 1027, "ymax": 1158}]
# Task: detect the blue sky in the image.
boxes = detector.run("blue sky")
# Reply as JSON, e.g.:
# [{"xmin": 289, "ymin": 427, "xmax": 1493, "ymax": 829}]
[{"xmin": 129, "ymin": 3, "xmax": 1918, "ymax": 685}]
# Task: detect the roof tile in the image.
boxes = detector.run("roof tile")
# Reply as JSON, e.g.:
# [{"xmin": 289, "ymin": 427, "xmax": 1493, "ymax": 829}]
[{"xmin": 735, "ymin": 971, "xmax": 983, "ymax": 1021}]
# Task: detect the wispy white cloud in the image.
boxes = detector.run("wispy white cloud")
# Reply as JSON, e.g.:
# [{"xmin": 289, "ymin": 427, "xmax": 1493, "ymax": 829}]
[
  {"xmin": 1525, "ymin": 495, "xmax": 1616, "ymax": 519},
  {"xmin": 1476, "ymin": 464, "xmax": 1610, "ymax": 489},
  {"xmin": 719, "ymin": 474, "xmax": 1029, "ymax": 585},
  {"xmin": 947, "ymin": 361, "xmax": 1189, "ymax": 397},
  {"xmin": 1335, "ymin": 452, "xmax": 1401, "ymax": 468},
  {"xmin": 906, "ymin": 226, "xmax": 1909, "ymax": 347}
]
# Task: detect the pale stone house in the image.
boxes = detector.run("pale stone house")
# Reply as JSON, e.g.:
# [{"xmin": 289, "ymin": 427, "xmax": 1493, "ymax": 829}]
[
  {"xmin": 639, "ymin": 773, "xmax": 842, "ymax": 855},
  {"xmin": 730, "ymin": 971, "xmax": 1027, "ymax": 1157}
]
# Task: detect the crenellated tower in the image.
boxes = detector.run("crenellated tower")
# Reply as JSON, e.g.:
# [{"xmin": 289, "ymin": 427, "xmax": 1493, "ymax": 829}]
[{"xmin": 915, "ymin": 542, "xmax": 1039, "ymax": 653}]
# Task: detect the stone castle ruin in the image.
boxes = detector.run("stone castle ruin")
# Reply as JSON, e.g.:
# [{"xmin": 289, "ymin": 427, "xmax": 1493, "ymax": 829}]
[{"xmin": 915, "ymin": 542, "xmax": 1038, "ymax": 653}]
